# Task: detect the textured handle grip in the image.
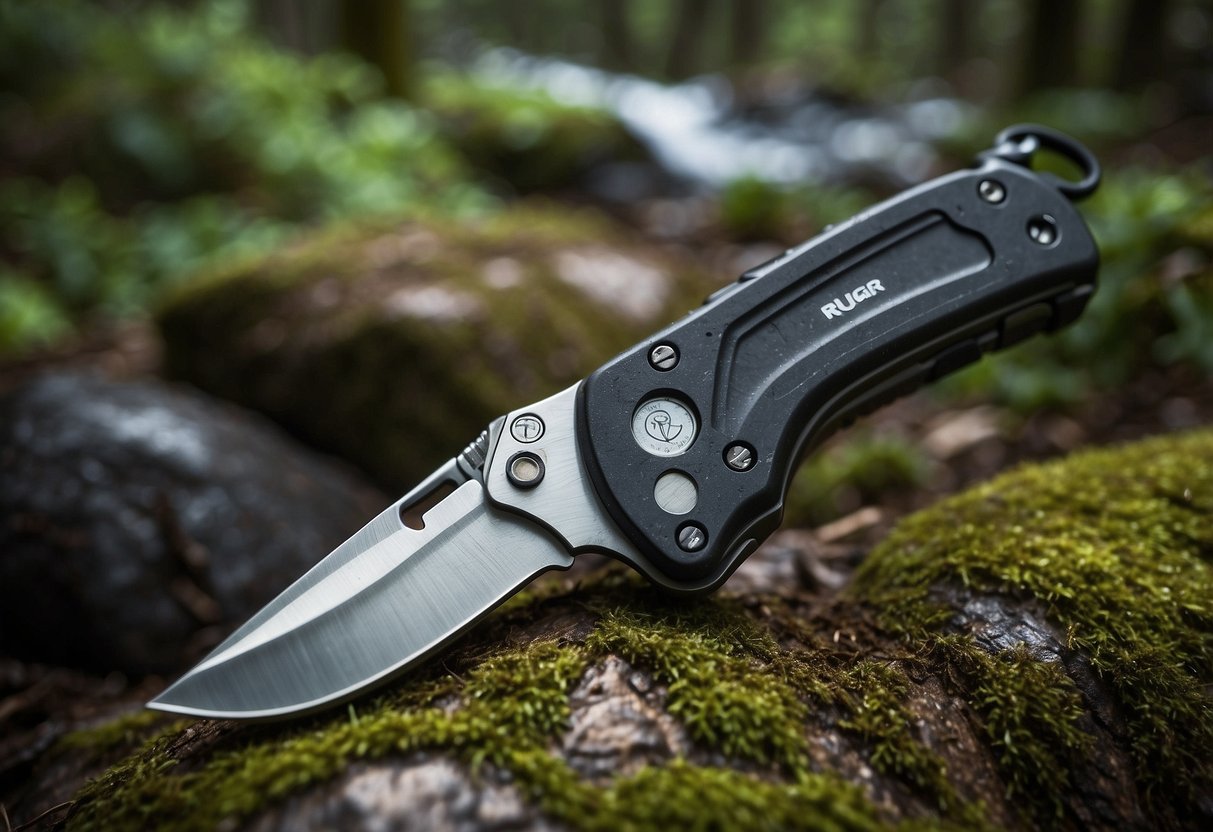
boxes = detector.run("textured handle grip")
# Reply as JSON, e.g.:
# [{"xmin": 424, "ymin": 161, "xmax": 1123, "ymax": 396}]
[{"xmin": 577, "ymin": 150, "xmax": 1099, "ymax": 587}]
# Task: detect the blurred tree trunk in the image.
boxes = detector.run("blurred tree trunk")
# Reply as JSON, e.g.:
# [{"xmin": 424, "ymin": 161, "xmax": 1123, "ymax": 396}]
[
  {"xmin": 664, "ymin": 0, "xmax": 713, "ymax": 79},
  {"xmin": 1111, "ymin": 0, "xmax": 1171, "ymax": 90},
  {"xmin": 936, "ymin": 0, "xmax": 976, "ymax": 79},
  {"xmin": 1019, "ymin": 0, "xmax": 1083, "ymax": 96},
  {"xmin": 598, "ymin": 0, "xmax": 633, "ymax": 71},
  {"xmin": 340, "ymin": 0, "xmax": 413, "ymax": 100},
  {"xmin": 856, "ymin": 0, "xmax": 885, "ymax": 60},
  {"xmin": 730, "ymin": 0, "xmax": 767, "ymax": 68}
]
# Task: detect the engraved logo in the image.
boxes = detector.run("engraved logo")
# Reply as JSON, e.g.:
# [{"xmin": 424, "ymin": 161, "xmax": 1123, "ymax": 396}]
[
  {"xmin": 645, "ymin": 410, "xmax": 684, "ymax": 443},
  {"xmin": 632, "ymin": 398, "xmax": 696, "ymax": 457},
  {"xmin": 821, "ymin": 279, "xmax": 886, "ymax": 320}
]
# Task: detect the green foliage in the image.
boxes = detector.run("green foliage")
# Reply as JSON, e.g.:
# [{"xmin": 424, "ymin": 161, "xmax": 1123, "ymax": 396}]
[
  {"xmin": 720, "ymin": 177, "xmax": 791, "ymax": 240},
  {"xmin": 0, "ymin": 268, "xmax": 73, "ymax": 354},
  {"xmin": 852, "ymin": 428, "xmax": 1213, "ymax": 823},
  {"xmin": 942, "ymin": 168, "xmax": 1213, "ymax": 410},
  {"xmin": 784, "ymin": 431, "xmax": 931, "ymax": 526},
  {"xmin": 0, "ymin": 0, "xmax": 491, "ymax": 354},
  {"xmin": 720, "ymin": 178, "xmax": 875, "ymax": 242}
]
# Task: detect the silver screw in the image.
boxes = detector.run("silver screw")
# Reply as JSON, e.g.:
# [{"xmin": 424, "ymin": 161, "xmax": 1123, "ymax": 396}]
[
  {"xmin": 978, "ymin": 179, "xmax": 1005, "ymax": 204},
  {"xmin": 677, "ymin": 524, "xmax": 707, "ymax": 552},
  {"xmin": 649, "ymin": 343, "xmax": 678, "ymax": 371},
  {"xmin": 1027, "ymin": 215, "xmax": 1058, "ymax": 246},
  {"xmin": 724, "ymin": 443, "xmax": 754, "ymax": 471}
]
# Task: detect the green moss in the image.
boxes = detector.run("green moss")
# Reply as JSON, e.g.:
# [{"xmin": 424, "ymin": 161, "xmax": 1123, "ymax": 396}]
[
  {"xmin": 852, "ymin": 428, "xmax": 1213, "ymax": 823},
  {"xmin": 833, "ymin": 661, "xmax": 958, "ymax": 812},
  {"xmin": 588, "ymin": 762, "xmax": 887, "ymax": 832},
  {"xmin": 65, "ymin": 587, "xmax": 960, "ymax": 831},
  {"xmin": 585, "ymin": 600, "xmax": 809, "ymax": 769},
  {"xmin": 55, "ymin": 710, "xmax": 175, "ymax": 756},
  {"xmin": 420, "ymin": 72, "xmax": 648, "ymax": 194},
  {"xmin": 932, "ymin": 638, "xmax": 1090, "ymax": 821}
]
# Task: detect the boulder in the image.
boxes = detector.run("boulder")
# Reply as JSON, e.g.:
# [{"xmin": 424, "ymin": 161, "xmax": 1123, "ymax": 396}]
[
  {"xmin": 14, "ymin": 428, "xmax": 1210, "ymax": 831},
  {"xmin": 0, "ymin": 372, "xmax": 386, "ymax": 675},
  {"xmin": 157, "ymin": 206, "xmax": 723, "ymax": 489}
]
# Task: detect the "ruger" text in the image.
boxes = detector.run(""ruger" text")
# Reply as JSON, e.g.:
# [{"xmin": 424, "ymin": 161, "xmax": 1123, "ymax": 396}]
[{"xmin": 821, "ymin": 279, "xmax": 886, "ymax": 319}]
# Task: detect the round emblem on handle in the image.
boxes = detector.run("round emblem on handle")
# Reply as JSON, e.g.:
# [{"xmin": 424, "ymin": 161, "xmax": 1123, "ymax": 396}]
[{"xmin": 631, "ymin": 398, "xmax": 697, "ymax": 457}]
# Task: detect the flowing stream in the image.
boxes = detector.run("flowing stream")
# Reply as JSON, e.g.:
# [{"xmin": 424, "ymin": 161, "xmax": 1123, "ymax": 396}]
[{"xmin": 471, "ymin": 48, "xmax": 974, "ymax": 192}]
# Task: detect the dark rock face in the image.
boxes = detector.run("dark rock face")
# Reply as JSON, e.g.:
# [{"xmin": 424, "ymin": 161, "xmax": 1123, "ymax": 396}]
[{"xmin": 0, "ymin": 372, "xmax": 386, "ymax": 675}]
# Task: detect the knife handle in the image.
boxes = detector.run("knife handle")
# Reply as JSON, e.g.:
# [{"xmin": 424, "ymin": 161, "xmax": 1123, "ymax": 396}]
[{"xmin": 577, "ymin": 125, "xmax": 1101, "ymax": 588}]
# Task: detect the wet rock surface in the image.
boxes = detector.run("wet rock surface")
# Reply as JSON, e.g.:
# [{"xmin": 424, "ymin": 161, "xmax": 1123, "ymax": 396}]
[
  {"xmin": 0, "ymin": 372, "xmax": 386, "ymax": 675},
  {"xmin": 560, "ymin": 655, "xmax": 688, "ymax": 782},
  {"xmin": 248, "ymin": 758, "xmax": 565, "ymax": 832}
]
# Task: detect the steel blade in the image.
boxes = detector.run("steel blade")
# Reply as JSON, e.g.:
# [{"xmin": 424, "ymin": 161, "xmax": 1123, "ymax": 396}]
[{"xmin": 148, "ymin": 479, "xmax": 572, "ymax": 720}]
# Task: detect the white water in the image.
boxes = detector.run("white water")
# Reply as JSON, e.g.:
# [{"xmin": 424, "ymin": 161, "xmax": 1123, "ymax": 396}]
[{"xmin": 472, "ymin": 48, "xmax": 974, "ymax": 190}]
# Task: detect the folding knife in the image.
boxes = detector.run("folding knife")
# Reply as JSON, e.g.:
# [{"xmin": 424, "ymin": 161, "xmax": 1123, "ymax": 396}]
[{"xmin": 150, "ymin": 125, "xmax": 1101, "ymax": 720}]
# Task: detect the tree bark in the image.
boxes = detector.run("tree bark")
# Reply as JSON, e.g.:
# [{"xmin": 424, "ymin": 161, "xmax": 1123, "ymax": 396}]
[
  {"xmin": 598, "ymin": 0, "xmax": 634, "ymax": 72},
  {"xmin": 936, "ymin": 0, "xmax": 976, "ymax": 79},
  {"xmin": 856, "ymin": 0, "xmax": 885, "ymax": 61},
  {"xmin": 1111, "ymin": 0, "xmax": 1172, "ymax": 90},
  {"xmin": 729, "ymin": 0, "xmax": 768, "ymax": 68},
  {"xmin": 663, "ymin": 0, "xmax": 714, "ymax": 80},
  {"xmin": 1018, "ymin": 0, "xmax": 1084, "ymax": 96},
  {"xmin": 339, "ymin": 0, "xmax": 413, "ymax": 100}
]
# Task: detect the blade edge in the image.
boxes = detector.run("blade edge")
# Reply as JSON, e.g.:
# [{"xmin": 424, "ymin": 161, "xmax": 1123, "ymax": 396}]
[{"xmin": 148, "ymin": 480, "xmax": 572, "ymax": 720}]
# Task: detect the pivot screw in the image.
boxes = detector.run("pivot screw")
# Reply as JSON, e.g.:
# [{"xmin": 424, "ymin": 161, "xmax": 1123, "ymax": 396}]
[
  {"xmin": 1027, "ymin": 215, "xmax": 1059, "ymax": 246},
  {"xmin": 677, "ymin": 523, "xmax": 707, "ymax": 552},
  {"xmin": 649, "ymin": 343, "xmax": 678, "ymax": 371},
  {"xmin": 506, "ymin": 451, "xmax": 545, "ymax": 488},
  {"xmin": 978, "ymin": 179, "xmax": 1005, "ymax": 204},
  {"xmin": 510, "ymin": 414, "xmax": 544, "ymax": 443},
  {"xmin": 724, "ymin": 443, "xmax": 755, "ymax": 472}
]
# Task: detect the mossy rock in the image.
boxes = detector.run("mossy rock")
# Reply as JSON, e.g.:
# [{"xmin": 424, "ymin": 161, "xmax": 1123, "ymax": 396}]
[
  {"xmin": 157, "ymin": 205, "xmax": 720, "ymax": 489},
  {"xmin": 420, "ymin": 73, "xmax": 652, "ymax": 194},
  {"xmin": 21, "ymin": 428, "xmax": 1210, "ymax": 831}
]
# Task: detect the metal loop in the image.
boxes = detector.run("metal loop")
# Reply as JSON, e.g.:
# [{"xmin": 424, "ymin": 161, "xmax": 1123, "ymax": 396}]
[{"xmin": 988, "ymin": 123, "xmax": 1101, "ymax": 201}]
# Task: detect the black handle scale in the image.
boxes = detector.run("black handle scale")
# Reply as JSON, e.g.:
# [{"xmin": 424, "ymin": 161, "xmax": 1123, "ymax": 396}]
[{"xmin": 577, "ymin": 125, "xmax": 1101, "ymax": 586}]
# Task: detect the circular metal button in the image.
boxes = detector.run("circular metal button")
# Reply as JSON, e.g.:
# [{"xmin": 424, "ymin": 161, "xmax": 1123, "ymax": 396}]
[
  {"xmin": 631, "ymin": 398, "xmax": 697, "ymax": 457},
  {"xmin": 506, "ymin": 451, "xmax": 545, "ymax": 488},
  {"xmin": 510, "ymin": 414, "xmax": 545, "ymax": 443},
  {"xmin": 654, "ymin": 471, "xmax": 697, "ymax": 515}
]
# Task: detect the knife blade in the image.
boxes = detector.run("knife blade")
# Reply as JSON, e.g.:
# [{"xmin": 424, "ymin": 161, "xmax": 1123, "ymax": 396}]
[{"xmin": 150, "ymin": 124, "xmax": 1102, "ymax": 720}]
